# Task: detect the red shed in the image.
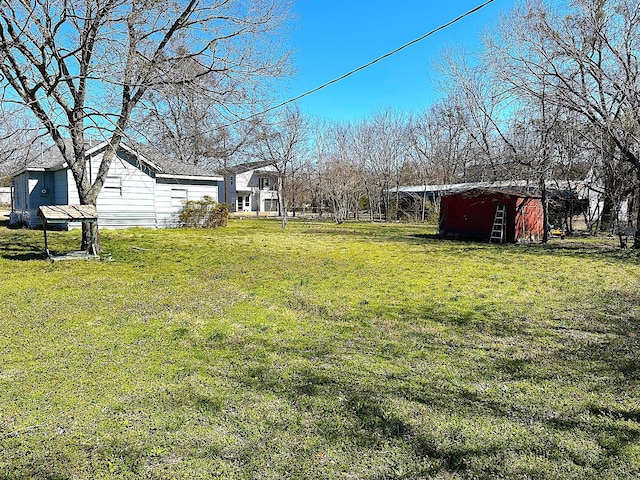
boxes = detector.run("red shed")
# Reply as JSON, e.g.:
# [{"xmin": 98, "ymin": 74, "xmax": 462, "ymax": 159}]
[{"xmin": 438, "ymin": 188, "xmax": 544, "ymax": 243}]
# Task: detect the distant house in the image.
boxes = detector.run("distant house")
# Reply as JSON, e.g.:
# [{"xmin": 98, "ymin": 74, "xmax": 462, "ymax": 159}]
[
  {"xmin": 221, "ymin": 160, "xmax": 279, "ymax": 215},
  {"xmin": 10, "ymin": 140, "xmax": 223, "ymax": 229},
  {"xmin": 438, "ymin": 187, "xmax": 544, "ymax": 243}
]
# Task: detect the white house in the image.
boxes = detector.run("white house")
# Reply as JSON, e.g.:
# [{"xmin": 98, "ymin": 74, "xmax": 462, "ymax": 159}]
[
  {"xmin": 10, "ymin": 140, "xmax": 223, "ymax": 229},
  {"xmin": 221, "ymin": 160, "xmax": 279, "ymax": 215}
]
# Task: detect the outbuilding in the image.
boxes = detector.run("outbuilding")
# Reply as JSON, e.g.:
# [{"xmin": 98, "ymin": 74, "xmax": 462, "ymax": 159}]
[
  {"xmin": 10, "ymin": 140, "xmax": 223, "ymax": 229},
  {"xmin": 438, "ymin": 187, "xmax": 544, "ymax": 243}
]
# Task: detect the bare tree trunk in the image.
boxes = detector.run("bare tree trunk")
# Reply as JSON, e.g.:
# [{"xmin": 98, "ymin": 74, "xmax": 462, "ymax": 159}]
[
  {"xmin": 540, "ymin": 176, "xmax": 549, "ymax": 244},
  {"xmin": 367, "ymin": 190, "xmax": 374, "ymax": 222},
  {"xmin": 633, "ymin": 169, "xmax": 640, "ymax": 249},
  {"xmin": 72, "ymin": 151, "xmax": 102, "ymax": 254},
  {"xmin": 278, "ymin": 175, "xmax": 287, "ymax": 229},
  {"xmin": 82, "ymin": 221, "xmax": 101, "ymax": 255}
]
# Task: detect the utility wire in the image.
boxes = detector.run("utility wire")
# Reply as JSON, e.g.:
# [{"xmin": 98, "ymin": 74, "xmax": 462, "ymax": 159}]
[{"xmin": 227, "ymin": 0, "xmax": 496, "ymax": 126}]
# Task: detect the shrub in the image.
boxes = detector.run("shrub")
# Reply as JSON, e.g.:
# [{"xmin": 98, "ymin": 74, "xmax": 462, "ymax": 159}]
[{"xmin": 178, "ymin": 197, "xmax": 229, "ymax": 228}]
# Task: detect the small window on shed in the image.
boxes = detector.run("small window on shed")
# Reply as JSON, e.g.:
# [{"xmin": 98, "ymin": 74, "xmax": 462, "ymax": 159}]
[
  {"xmin": 171, "ymin": 188, "xmax": 188, "ymax": 207},
  {"xmin": 103, "ymin": 176, "xmax": 122, "ymax": 196}
]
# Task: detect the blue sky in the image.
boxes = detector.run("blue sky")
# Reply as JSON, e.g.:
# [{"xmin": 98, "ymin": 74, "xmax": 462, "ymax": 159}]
[{"xmin": 280, "ymin": 0, "xmax": 506, "ymax": 122}]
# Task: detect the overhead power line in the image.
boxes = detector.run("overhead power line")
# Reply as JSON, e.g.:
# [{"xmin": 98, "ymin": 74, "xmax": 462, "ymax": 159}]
[{"xmin": 227, "ymin": 0, "xmax": 496, "ymax": 126}]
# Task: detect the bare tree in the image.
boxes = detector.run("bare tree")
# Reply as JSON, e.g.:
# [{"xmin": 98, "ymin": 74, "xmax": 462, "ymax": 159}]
[
  {"xmin": 252, "ymin": 107, "xmax": 308, "ymax": 229},
  {"xmin": 0, "ymin": 0, "xmax": 292, "ymax": 252},
  {"xmin": 349, "ymin": 121, "xmax": 378, "ymax": 221},
  {"xmin": 354, "ymin": 110, "xmax": 409, "ymax": 221},
  {"xmin": 406, "ymin": 99, "xmax": 475, "ymax": 220},
  {"xmin": 0, "ymin": 106, "xmax": 42, "ymax": 180},
  {"xmin": 438, "ymin": 49, "xmax": 521, "ymax": 183},
  {"xmin": 488, "ymin": 0, "xmax": 640, "ymax": 245},
  {"xmin": 313, "ymin": 123, "xmax": 362, "ymax": 224},
  {"xmin": 140, "ymin": 88, "xmax": 216, "ymax": 166},
  {"xmin": 425, "ymin": 99, "xmax": 473, "ymax": 184}
]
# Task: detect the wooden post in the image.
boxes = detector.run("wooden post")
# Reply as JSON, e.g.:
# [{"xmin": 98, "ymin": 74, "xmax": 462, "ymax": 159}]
[
  {"xmin": 43, "ymin": 221, "xmax": 50, "ymax": 258},
  {"xmin": 89, "ymin": 220, "xmax": 96, "ymax": 255}
]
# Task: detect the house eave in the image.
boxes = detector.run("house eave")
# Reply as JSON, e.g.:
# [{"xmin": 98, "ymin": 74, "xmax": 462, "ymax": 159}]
[
  {"xmin": 156, "ymin": 173, "xmax": 223, "ymax": 182},
  {"xmin": 86, "ymin": 141, "xmax": 164, "ymax": 173},
  {"xmin": 11, "ymin": 159, "xmax": 69, "ymax": 177},
  {"xmin": 11, "ymin": 167, "xmax": 39, "ymax": 176}
]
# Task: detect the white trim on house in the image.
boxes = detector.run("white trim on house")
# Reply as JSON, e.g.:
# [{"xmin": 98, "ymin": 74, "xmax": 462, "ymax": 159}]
[
  {"xmin": 156, "ymin": 173, "xmax": 223, "ymax": 182},
  {"xmin": 11, "ymin": 166, "xmax": 48, "ymax": 175},
  {"xmin": 86, "ymin": 141, "xmax": 165, "ymax": 174}
]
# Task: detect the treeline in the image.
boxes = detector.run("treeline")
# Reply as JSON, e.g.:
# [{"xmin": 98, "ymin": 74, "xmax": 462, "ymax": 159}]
[{"xmin": 237, "ymin": 0, "xmax": 639, "ymax": 244}]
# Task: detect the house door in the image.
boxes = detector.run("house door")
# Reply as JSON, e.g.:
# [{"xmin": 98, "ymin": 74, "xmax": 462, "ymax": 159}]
[{"xmin": 237, "ymin": 195, "xmax": 251, "ymax": 211}]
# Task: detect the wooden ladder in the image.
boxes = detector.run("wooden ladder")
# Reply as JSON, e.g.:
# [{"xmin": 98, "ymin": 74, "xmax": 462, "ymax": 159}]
[{"xmin": 490, "ymin": 204, "xmax": 506, "ymax": 243}]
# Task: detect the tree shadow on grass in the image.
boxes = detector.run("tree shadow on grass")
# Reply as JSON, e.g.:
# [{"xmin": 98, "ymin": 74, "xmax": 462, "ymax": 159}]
[
  {"xmin": 0, "ymin": 442, "xmax": 74, "ymax": 480},
  {"xmin": 0, "ymin": 227, "xmax": 50, "ymax": 260},
  {"xmin": 0, "ymin": 250, "xmax": 47, "ymax": 261},
  {"xmin": 406, "ymin": 232, "xmax": 640, "ymax": 265},
  {"xmin": 224, "ymin": 335, "xmax": 640, "ymax": 478},
  {"xmin": 0, "ymin": 239, "xmax": 46, "ymax": 260},
  {"xmin": 195, "ymin": 278, "xmax": 640, "ymax": 478}
]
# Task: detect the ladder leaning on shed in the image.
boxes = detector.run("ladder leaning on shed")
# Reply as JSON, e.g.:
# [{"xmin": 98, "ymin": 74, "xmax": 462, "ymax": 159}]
[{"xmin": 490, "ymin": 204, "xmax": 506, "ymax": 243}]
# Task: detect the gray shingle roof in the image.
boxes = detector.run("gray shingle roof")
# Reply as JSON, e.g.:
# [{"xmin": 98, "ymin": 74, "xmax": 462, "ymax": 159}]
[
  {"xmin": 15, "ymin": 139, "xmax": 222, "ymax": 179},
  {"xmin": 17, "ymin": 138, "xmax": 110, "ymax": 171},
  {"xmin": 218, "ymin": 160, "xmax": 275, "ymax": 175},
  {"xmin": 21, "ymin": 141, "xmax": 69, "ymax": 170},
  {"xmin": 144, "ymin": 152, "xmax": 221, "ymax": 177}
]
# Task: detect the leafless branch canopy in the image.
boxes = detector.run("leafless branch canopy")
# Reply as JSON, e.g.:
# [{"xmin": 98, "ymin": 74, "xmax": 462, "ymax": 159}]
[{"xmin": 0, "ymin": 0, "xmax": 291, "ymax": 249}]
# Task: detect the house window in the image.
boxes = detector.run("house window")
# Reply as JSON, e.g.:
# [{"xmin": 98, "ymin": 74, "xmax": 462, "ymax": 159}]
[
  {"xmin": 259, "ymin": 176, "xmax": 276, "ymax": 190},
  {"xmin": 103, "ymin": 176, "xmax": 122, "ymax": 196},
  {"xmin": 28, "ymin": 178, "xmax": 39, "ymax": 195},
  {"xmin": 171, "ymin": 188, "xmax": 188, "ymax": 207},
  {"xmin": 264, "ymin": 199, "xmax": 278, "ymax": 212}
]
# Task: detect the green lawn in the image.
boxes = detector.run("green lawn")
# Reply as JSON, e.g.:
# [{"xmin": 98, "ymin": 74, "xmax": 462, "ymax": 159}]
[{"xmin": 1, "ymin": 219, "xmax": 640, "ymax": 479}]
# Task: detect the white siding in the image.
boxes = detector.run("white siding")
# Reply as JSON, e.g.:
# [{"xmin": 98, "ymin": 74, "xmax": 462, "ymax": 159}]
[
  {"xmin": 0, "ymin": 186, "xmax": 10, "ymax": 205},
  {"xmin": 259, "ymin": 191, "xmax": 279, "ymax": 212},
  {"xmin": 67, "ymin": 151, "xmax": 156, "ymax": 229},
  {"xmin": 155, "ymin": 179, "xmax": 219, "ymax": 227},
  {"xmin": 235, "ymin": 170, "xmax": 254, "ymax": 190}
]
